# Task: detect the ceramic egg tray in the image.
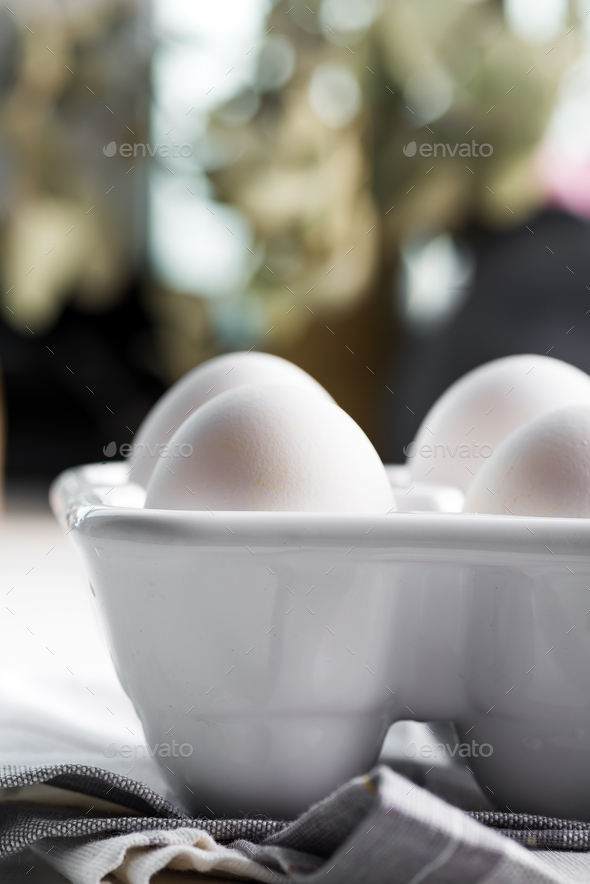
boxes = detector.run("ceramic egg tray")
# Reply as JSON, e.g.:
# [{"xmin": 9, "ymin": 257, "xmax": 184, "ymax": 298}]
[{"xmin": 51, "ymin": 461, "xmax": 590, "ymax": 820}]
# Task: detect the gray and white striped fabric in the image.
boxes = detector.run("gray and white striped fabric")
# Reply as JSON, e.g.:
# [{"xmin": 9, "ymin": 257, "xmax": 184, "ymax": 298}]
[{"xmin": 0, "ymin": 763, "xmax": 585, "ymax": 883}]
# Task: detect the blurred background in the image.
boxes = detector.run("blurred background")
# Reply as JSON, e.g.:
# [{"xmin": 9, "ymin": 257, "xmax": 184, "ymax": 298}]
[{"xmin": 2, "ymin": 0, "xmax": 590, "ymax": 492}]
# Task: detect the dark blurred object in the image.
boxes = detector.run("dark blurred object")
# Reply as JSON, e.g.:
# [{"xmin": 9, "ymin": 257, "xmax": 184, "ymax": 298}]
[
  {"xmin": 385, "ymin": 209, "xmax": 590, "ymax": 461},
  {"xmin": 1, "ymin": 280, "xmax": 165, "ymax": 480}
]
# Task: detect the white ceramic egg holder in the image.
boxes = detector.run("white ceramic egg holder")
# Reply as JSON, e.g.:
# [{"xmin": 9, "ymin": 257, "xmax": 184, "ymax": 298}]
[{"xmin": 51, "ymin": 462, "xmax": 590, "ymax": 820}]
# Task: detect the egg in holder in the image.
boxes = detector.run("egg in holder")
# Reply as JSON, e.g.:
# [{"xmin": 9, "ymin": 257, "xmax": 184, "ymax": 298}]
[{"xmin": 51, "ymin": 462, "xmax": 590, "ymax": 820}]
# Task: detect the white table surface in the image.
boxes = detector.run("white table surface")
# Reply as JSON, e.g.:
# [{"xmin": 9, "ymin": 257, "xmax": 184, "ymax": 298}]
[{"xmin": 0, "ymin": 487, "xmax": 169, "ymax": 882}]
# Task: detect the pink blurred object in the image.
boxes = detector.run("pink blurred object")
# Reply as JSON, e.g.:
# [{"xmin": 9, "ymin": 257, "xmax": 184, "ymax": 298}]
[{"xmin": 538, "ymin": 146, "xmax": 590, "ymax": 219}]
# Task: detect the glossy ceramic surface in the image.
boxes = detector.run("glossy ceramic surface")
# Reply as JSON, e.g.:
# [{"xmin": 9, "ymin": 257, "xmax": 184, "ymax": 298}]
[{"xmin": 51, "ymin": 463, "xmax": 590, "ymax": 819}]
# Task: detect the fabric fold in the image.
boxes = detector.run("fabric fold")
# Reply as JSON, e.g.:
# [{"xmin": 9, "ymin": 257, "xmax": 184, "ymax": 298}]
[{"xmin": 6, "ymin": 765, "xmax": 575, "ymax": 884}]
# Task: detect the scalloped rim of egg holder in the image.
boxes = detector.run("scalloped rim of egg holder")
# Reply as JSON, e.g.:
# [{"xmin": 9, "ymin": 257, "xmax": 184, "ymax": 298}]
[{"xmin": 50, "ymin": 461, "xmax": 590, "ymax": 821}]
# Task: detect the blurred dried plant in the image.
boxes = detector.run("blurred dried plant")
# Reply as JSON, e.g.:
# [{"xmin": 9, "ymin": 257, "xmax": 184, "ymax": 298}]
[
  {"xmin": 0, "ymin": 0, "xmax": 583, "ymax": 388},
  {"xmin": 0, "ymin": 0, "xmax": 149, "ymax": 333},
  {"xmin": 152, "ymin": 0, "xmax": 579, "ymax": 381}
]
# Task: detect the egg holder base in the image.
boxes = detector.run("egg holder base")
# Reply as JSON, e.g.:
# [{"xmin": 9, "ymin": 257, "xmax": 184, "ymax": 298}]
[{"xmin": 50, "ymin": 462, "xmax": 590, "ymax": 820}]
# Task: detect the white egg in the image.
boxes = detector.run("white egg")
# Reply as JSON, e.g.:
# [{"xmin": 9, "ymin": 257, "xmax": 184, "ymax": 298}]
[
  {"xmin": 408, "ymin": 355, "xmax": 590, "ymax": 493},
  {"xmin": 145, "ymin": 384, "xmax": 395, "ymax": 513},
  {"xmin": 464, "ymin": 405, "xmax": 590, "ymax": 518},
  {"xmin": 129, "ymin": 352, "xmax": 331, "ymax": 487}
]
